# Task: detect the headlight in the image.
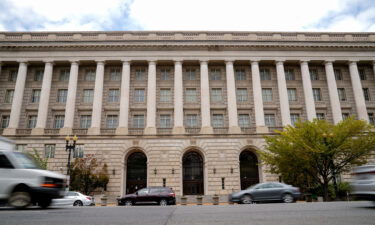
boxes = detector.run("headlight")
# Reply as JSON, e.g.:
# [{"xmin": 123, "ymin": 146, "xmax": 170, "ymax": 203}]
[{"xmin": 41, "ymin": 177, "xmax": 63, "ymax": 188}]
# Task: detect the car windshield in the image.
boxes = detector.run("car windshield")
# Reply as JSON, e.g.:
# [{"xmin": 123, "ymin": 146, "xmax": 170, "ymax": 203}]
[{"xmin": 13, "ymin": 152, "xmax": 40, "ymax": 169}]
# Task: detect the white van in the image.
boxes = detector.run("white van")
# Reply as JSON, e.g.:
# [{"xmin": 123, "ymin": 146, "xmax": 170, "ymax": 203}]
[{"xmin": 0, "ymin": 136, "xmax": 66, "ymax": 209}]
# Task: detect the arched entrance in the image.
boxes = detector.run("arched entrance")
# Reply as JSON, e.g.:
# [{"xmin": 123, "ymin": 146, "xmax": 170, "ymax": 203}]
[
  {"xmin": 239, "ymin": 150, "xmax": 259, "ymax": 190},
  {"xmin": 183, "ymin": 151, "xmax": 204, "ymax": 195},
  {"xmin": 126, "ymin": 152, "xmax": 147, "ymax": 194}
]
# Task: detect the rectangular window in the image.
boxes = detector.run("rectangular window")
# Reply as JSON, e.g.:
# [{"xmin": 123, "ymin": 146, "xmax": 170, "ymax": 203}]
[
  {"xmin": 312, "ymin": 88, "xmax": 322, "ymax": 101},
  {"xmin": 185, "ymin": 114, "xmax": 198, "ymax": 127},
  {"xmin": 262, "ymin": 88, "xmax": 273, "ymax": 102},
  {"xmin": 238, "ymin": 114, "xmax": 250, "ymax": 128},
  {"xmin": 359, "ymin": 69, "xmax": 366, "ymax": 80},
  {"xmin": 342, "ymin": 113, "xmax": 350, "ymax": 120},
  {"xmin": 8, "ymin": 70, "xmax": 17, "ymax": 82},
  {"xmin": 134, "ymin": 89, "xmax": 145, "ymax": 102},
  {"xmin": 211, "ymin": 88, "xmax": 223, "ymax": 102},
  {"xmin": 74, "ymin": 145, "xmax": 84, "ymax": 158},
  {"xmin": 85, "ymin": 69, "xmax": 96, "ymax": 81},
  {"xmin": 80, "ymin": 115, "xmax": 92, "ymax": 129},
  {"xmin": 212, "ymin": 114, "xmax": 224, "ymax": 127},
  {"xmin": 210, "ymin": 69, "xmax": 222, "ymax": 80},
  {"xmin": 185, "ymin": 68, "xmax": 196, "ymax": 80},
  {"xmin": 133, "ymin": 115, "xmax": 145, "ymax": 128},
  {"xmin": 363, "ymin": 88, "xmax": 370, "ymax": 101},
  {"xmin": 159, "ymin": 115, "xmax": 171, "ymax": 128},
  {"xmin": 110, "ymin": 68, "xmax": 121, "ymax": 81},
  {"xmin": 5, "ymin": 89, "xmax": 14, "ymax": 103},
  {"xmin": 31, "ymin": 89, "xmax": 41, "ymax": 103},
  {"xmin": 108, "ymin": 89, "xmax": 120, "ymax": 102},
  {"xmin": 28, "ymin": 115, "xmax": 37, "ymax": 128},
  {"xmin": 83, "ymin": 89, "xmax": 94, "ymax": 103},
  {"xmin": 57, "ymin": 89, "xmax": 68, "ymax": 103},
  {"xmin": 264, "ymin": 114, "xmax": 276, "ymax": 127},
  {"xmin": 235, "ymin": 69, "xmax": 246, "ymax": 80},
  {"xmin": 34, "ymin": 69, "xmax": 44, "ymax": 81},
  {"xmin": 44, "ymin": 144, "xmax": 55, "ymax": 158},
  {"xmin": 59, "ymin": 69, "xmax": 70, "ymax": 81},
  {"xmin": 106, "ymin": 115, "xmax": 118, "ymax": 128},
  {"xmin": 334, "ymin": 69, "xmax": 342, "ymax": 80},
  {"xmin": 135, "ymin": 69, "xmax": 146, "ymax": 81},
  {"xmin": 236, "ymin": 88, "xmax": 248, "ymax": 102},
  {"xmin": 260, "ymin": 69, "xmax": 271, "ymax": 80},
  {"xmin": 337, "ymin": 88, "xmax": 346, "ymax": 101},
  {"xmin": 185, "ymin": 88, "xmax": 197, "ymax": 103},
  {"xmin": 309, "ymin": 69, "xmax": 319, "ymax": 80},
  {"xmin": 160, "ymin": 89, "xmax": 172, "ymax": 102},
  {"xmin": 1, "ymin": 116, "xmax": 10, "ymax": 128},
  {"xmin": 368, "ymin": 113, "xmax": 375, "ymax": 125},
  {"xmin": 54, "ymin": 115, "xmax": 65, "ymax": 129},
  {"xmin": 160, "ymin": 69, "xmax": 170, "ymax": 80},
  {"xmin": 287, "ymin": 88, "xmax": 297, "ymax": 101},
  {"xmin": 15, "ymin": 144, "xmax": 27, "ymax": 152},
  {"xmin": 285, "ymin": 69, "xmax": 295, "ymax": 80},
  {"xmin": 290, "ymin": 114, "xmax": 300, "ymax": 126},
  {"xmin": 316, "ymin": 113, "xmax": 325, "ymax": 120}
]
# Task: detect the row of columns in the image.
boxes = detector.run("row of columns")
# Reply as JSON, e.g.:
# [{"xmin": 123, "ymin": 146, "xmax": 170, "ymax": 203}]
[{"xmin": 2, "ymin": 59, "xmax": 372, "ymax": 136}]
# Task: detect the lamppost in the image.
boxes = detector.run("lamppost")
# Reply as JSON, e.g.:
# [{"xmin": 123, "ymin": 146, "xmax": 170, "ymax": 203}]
[
  {"xmin": 322, "ymin": 132, "xmax": 339, "ymax": 199},
  {"xmin": 65, "ymin": 135, "xmax": 78, "ymax": 189}
]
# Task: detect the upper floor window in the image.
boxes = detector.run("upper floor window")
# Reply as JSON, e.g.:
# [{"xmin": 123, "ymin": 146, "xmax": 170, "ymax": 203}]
[
  {"xmin": 110, "ymin": 68, "xmax": 121, "ymax": 81},
  {"xmin": 264, "ymin": 114, "xmax": 276, "ymax": 127},
  {"xmin": 54, "ymin": 115, "xmax": 65, "ymax": 129},
  {"xmin": 262, "ymin": 88, "xmax": 273, "ymax": 102},
  {"xmin": 210, "ymin": 69, "xmax": 222, "ymax": 80},
  {"xmin": 57, "ymin": 89, "xmax": 68, "ymax": 103},
  {"xmin": 212, "ymin": 114, "xmax": 224, "ymax": 127},
  {"xmin": 135, "ymin": 69, "xmax": 146, "ymax": 81},
  {"xmin": 134, "ymin": 89, "xmax": 145, "ymax": 102},
  {"xmin": 260, "ymin": 69, "xmax": 271, "ymax": 80},
  {"xmin": 31, "ymin": 89, "xmax": 41, "ymax": 103},
  {"xmin": 312, "ymin": 88, "xmax": 322, "ymax": 101},
  {"xmin": 337, "ymin": 88, "xmax": 346, "ymax": 101},
  {"xmin": 15, "ymin": 144, "xmax": 27, "ymax": 152},
  {"xmin": 34, "ymin": 69, "xmax": 44, "ymax": 81},
  {"xmin": 185, "ymin": 114, "xmax": 198, "ymax": 127},
  {"xmin": 359, "ymin": 69, "xmax": 366, "ymax": 80},
  {"xmin": 287, "ymin": 88, "xmax": 297, "ymax": 101},
  {"xmin": 160, "ymin": 89, "xmax": 172, "ymax": 102},
  {"xmin": 211, "ymin": 88, "xmax": 223, "ymax": 102},
  {"xmin": 368, "ymin": 113, "xmax": 375, "ymax": 125},
  {"xmin": 80, "ymin": 115, "xmax": 92, "ymax": 128},
  {"xmin": 108, "ymin": 89, "xmax": 120, "ymax": 102},
  {"xmin": 59, "ymin": 69, "xmax": 70, "ymax": 81},
  {"xmin": 83, "ymin": 89, "xmax": 94, "ymax": 103},
  {"xmin": 106, "ymin": 115, "xmax": 118, "ymax": 128},
  {"xmin": 8, "ymin": 70, "xmax": 17, "ymax": 82},
  {"xmin": 28, "ymin": 115, "xmax": 37, "ymax": 128},
  {"xmin": 290, "ymin": 114, "xmax": 300, "ymax": 126},
  {"xmin": 235, "ymin": 69, "xmax": 246, "ymax": 80},
  {"xmin": 160, "ymin": 69, "xmax": 170, "ymax": 80},
  {"xmin": 74, "ymin": 145, "xmax": 84, "ymax": 158},
  {"xmin": 316, "ymin": 113, "xmax": 325, "ymax": 120},
  {"xmin": 133, "ymin": 115, "xmax": 145, "ymax": 128},
  {"xmin": 159, "ymin": 115, "xmax": 172, "ymax": 128},
  {"xmin": 4, "ymin": 89, "xmax": 14, "ymax": 104},
  {"xmin": 309, "ymin": 69, "xmax": 319, "ymax": 80},
  {"xmin": 334, "ymin": 69, "xmax": 342, "ymax": 80},
  {"xmin": 1, "ymin": 116, "xmax": 10, "ymax": 128},
  {"xmin": 44, "ymin": 144, "xmax": 55, "ymax": 158},
  {"xmin": 85, "ymin": 69, "xmax": 96, "ymax": 81},
  {"xmin": 363, "ymin": 88, "xmax": 370, "ymax": 101},
  {"xmin": 236, "ymin": 88, "xmax": 248, "ymax": 102},
  {"xmin": 185, "ymin": 68, "xmax": 196, "ymax": 80},
  {"xmin": 285, "ymin": 69, "xmax": 295, "ymax": 80},
  {"xmin": 185, "ymin": 88, "xmax": 197, "ymax": 103},
  {"xmin": 342, "ymin": 113, "xmax": 350, "ymax": 120},
  {"xmin": 238, "ymin": 114, "xmax": 250, "ymax": 128}
]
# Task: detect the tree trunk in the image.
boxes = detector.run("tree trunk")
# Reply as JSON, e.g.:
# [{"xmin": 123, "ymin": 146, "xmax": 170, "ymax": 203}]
[{"xmin": 323, "ymin": 179, "xmax": 329, "ymax": 201}]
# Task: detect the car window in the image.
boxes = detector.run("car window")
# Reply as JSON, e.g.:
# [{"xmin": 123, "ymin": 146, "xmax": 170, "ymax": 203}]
[
  {"xmin": 271, "ymin": 183, "xmax": 284, "ymax": 188},
  {"xmin": 137, "ymin": 188, "xmax": 149, "ymax": 195},
  {"xmin": 66, "ymin": 192, "xmax": 76, "ymax": 196},
  {"xmin": 149, "ymin": 188, "xmax": 160, "ymax": 194},
  {"xmin": 0, "ymin": 153, "xmax": 14, "ymax": 169},
  {"xmin": 13, "ymin": 152, "xmax": 39, "ymax": 169},
  {"xmin": 257, "ymin": 183, "xmax": 273, "ymax": 189}
]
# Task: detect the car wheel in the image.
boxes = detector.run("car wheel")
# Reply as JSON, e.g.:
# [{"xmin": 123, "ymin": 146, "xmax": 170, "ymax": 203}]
[
  {"xmin": 241, "ymin": 195, "xmax": 253, "ymax": 204},
  {"xmin": 39, "ymin": 198, "xmax": 52, "ymax": 209},
  {"xmin": 125, "ymin": 200, "xmax": 133, "ymax": 206},
  {"xmin": 73, "ymin": 200, "xmax": 83, "ymax": 206},
  {"xmin": 9, "ymin": 191, "xmax": 31, "ymax": 209},
  {"xmin": 282, "ymin": 193, "xmax": 294, "ymax": 203},
  {"xmin": 159, "ymin": 199, "xmax": 168, "ymax": 206}
]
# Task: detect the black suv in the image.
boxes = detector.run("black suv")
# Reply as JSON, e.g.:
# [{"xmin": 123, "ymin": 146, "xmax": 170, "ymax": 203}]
[{"xmin": 117, "ymin": 187, "xmax": 176, "ymax": 206}]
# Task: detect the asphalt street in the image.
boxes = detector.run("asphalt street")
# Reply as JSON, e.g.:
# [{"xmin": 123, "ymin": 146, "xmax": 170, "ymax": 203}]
[{"xmin": 0, "ymin": 201, "xmax": 374, "ymax": 225}]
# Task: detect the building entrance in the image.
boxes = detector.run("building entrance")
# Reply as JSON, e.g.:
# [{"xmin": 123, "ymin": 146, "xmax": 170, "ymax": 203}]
[
  {"xmin": 239, "ymin": 151, "xmax": 259, "ymax": 190},
  {"xmin": 183, "ymin": 151, "xmax": 204, "ymax": 195},
  {"xmin": 126, "ymin": 152, "xmax": 147, "ymax": 194}
]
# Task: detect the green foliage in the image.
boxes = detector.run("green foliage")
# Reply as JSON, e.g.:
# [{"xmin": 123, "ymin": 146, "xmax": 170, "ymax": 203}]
[
  {"xmin": 260, "ymin": 117, "xmax": 375, "ymax": 201},
  {"xmin": 69, "ymin": 154, "xmax": 110, "ymax": 195},
  {"xmin": 27, "ymin": 148, "xmax": 48, "ymax": 170}
]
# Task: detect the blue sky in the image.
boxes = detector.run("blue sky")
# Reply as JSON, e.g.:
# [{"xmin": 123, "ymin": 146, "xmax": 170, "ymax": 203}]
[{"xmin": 0, "ymin": 0, "xmax": 374, "ymax": 32}]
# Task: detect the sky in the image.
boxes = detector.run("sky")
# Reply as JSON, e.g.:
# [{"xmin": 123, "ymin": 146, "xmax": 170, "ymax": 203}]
[{"xmin": 0, "ymin": 0, "xmax": 374, "ymax": 32}]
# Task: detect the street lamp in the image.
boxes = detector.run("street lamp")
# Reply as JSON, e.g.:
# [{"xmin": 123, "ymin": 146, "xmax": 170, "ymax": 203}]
[{"xmin": 65, "ymin": 135, "xmax": 78, "ymax": 176}]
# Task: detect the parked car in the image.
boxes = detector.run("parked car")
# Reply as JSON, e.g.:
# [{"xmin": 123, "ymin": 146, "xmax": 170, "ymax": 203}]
[
  {"xmin": 117, "ymin": 187, "xmax": 176, "ymax": 206},
  {"xmin": 52, "ymin": 191, "xmax": 95, "ymax": 206},
  {"xmin": 351, "ymin": 164, "xmax": 375, "ymax": 202},
  {"xmin": 229, "ymin": 182, "xmax": 301, "ymax": 204},
  {"xmin": 0, "ymin": 136, "xmax": 66, "ymax": 209}
]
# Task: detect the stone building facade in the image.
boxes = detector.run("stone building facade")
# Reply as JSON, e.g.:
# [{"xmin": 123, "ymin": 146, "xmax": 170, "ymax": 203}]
[{"xmin": 0, "ymin": 31, "xmax": 375, "ymax": 199}]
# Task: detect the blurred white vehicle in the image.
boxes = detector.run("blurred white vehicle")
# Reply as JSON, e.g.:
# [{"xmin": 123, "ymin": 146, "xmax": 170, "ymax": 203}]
[
  {"xmin": 351, "ymin": 164, "xmax": 375, "ymax": 202},
  {"xmin": 53, "ymin": 191, "xmax": 95, "ymax": 206}
]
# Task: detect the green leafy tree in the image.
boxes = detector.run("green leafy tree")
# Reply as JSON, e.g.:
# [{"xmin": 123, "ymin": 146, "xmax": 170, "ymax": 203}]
[
  {"xmin": 69, "ymin": 154, "xmax": 109, "ymax": 195},
  {"xmin": 260, "ymin": 117, "xmax": 375, "ymax": 201},
  {"xmin": 27, "ymin": 148, "xmax": 48, "ymax": 170}
]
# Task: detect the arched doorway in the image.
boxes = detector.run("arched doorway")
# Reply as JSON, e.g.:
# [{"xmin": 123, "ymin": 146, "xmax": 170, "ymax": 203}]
[
  {"xmin": 239, "ymin": 150, "xmax": 259, "ymax": 190},
  {"xmin": 126, "ymin": 152, "xmax": 147, "ymax": 194},
  {"xmin": 183, "ymin": 151, "xmax": 204, "ymax": 195}
]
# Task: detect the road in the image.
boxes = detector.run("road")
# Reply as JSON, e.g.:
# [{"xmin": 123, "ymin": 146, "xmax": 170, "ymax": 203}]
[{"xmin": 0, "ymin": 201, "xmax": 374, "ymax": 225}]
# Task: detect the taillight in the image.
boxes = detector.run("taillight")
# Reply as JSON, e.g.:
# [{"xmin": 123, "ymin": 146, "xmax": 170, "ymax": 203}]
[
  {"xmin": 169, "ymin": 192, "xmax": 175, "ymax": 197},
  {"xmin": 86, "ymin": 197, "xmax": 92, "ymax": 200}
]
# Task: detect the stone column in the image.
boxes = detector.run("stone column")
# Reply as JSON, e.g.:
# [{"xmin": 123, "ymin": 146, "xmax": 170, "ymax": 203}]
[
  {"xmin": 251, "ymin": 61, "xmax": 268, "ymax": 133},
  {"xmin": 88, "ymin": 61, "xmax": 105, "ymax": 135},
  {"xmin": 3, "ymin": 61, "xmax": 28, "ymax": 136},
  {"xmin": 325, "ymin": 61, "xmax": 342, "ymax": 124},
  {"xmin": 60, "ymin": 61, "xmax": 79, "ymax": 135},
  {"xmin": 349, "ymin": 61, "xmax": 368, "ymax": 121},
  {"xmin": 32, "ymin": 61, "xmax": 54, "ymax": 135},
  {"xmin": 300, "ymin": 61, "xmax": 316, "ymax": 121},
  {"xmin": 276, "ymin": 61, "xmax": 291, "ymax": 126},
  {"xmin": 144, "ymin": 60, "xmax": 157, "ymax": 135},
  {"xmin": 116, "ymin": 61, "xmax": 131, "ymax": 135},
  {"xmin": 172, "ymin": 60, "xmax": 185, "ymax": 134},
  {"xmin": 199, "ymin": 60, "xmax": 213, "ymax": 134},
  {"xmin": 225, "ymin": 60, "xmax": 241, "ymax": 134}
]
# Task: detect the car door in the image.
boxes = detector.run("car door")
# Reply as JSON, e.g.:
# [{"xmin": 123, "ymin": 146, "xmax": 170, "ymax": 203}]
[
  {"xmin": 251, "ymin": 183, "xmax": 274, "ymax": 201},
  {"xmin": 148, "ymin": 187, "xmax": 160, "ymax": 203},
  {"xmin": 135, "ymin": 188, "xmax": 149, "ymax": 203},
  {"xmin": 269, "ymin": 183, "xmax": 286, "ymax": 200},
  {"xmin": 0, "ymin": 152, "xmax": 15, "ymax": 198}
]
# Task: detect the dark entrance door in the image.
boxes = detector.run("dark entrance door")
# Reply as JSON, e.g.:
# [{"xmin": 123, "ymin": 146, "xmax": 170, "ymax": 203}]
[
  {"xmin": 183, "ymin": 151, "xmax": 204, "ymax": 195},
  {"xmin": 240, "ymin": 151, "xmax": 259, "ymax": 190},
  {"xmin": 126, "ymin": 152, "xmax": 147, "ymax": 194}
]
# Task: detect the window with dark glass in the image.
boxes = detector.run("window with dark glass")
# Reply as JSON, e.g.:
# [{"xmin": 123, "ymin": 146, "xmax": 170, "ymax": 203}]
[
  {"xmin": 285, "ymin": 69, "xmax": 295, "ymax": 80},
  {"xmin": 359, "ymin": 69, "xmax": 366, "ymax": 80},
  {"xmin": 5, "ymin": 89, "xmax": 14, "ymax": 103},
  {"xmin": 260, "ymin": 68, "xmax": 271, "ymax": 80},
  {"xmin": 337, "ymin": 88, "xmax": 346, "ymax": 101},
  {"xmin": 235, "ymin": 69, "xmax": 246, "ymax": 80},
  {"xmin": 363, "ymin": 88, "xmax": 370, "ymax": 101},
  {"xmin": 334, "ymin": 69, "xmax": 342, "ymax": 80},
  {"xmin": 34, "ymin": 69, "xmax": 44, "ymax": 81},
  {"xmin": 31, "ymin": 89, "xmax": 41, "ymax": 103},
  {"xmin": 309, "ymin": 69, "xmax": 319, "ymax": 80}
]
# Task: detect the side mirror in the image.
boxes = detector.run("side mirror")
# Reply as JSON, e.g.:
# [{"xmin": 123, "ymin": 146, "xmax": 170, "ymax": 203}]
[{"xmin": 135, "ymin": 192, "xmax": 138, "ymax": 195}]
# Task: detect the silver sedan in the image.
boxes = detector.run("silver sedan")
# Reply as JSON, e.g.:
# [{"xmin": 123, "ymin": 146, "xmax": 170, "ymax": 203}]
[{"xmin": 52, "ymin": 191, "xmax": 95, "ymax": 206}]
